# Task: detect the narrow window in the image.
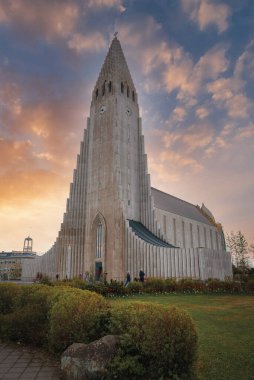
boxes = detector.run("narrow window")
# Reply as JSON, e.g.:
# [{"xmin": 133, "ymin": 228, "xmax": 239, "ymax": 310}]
[
  {"xmin": 204, "ymin": 227, "xmax": 207, "ymax": 248},
  {"xmin": 190, "ymin": 223, "xmax": 193, "ymax": 248},
  {"xmin": 108, "ymin": 81, "xmax": 112, "ymax": 92},
  {"xmin": 182, "ymin": 221, "xmax": 185, "ymax": 248},
  {"xmin": 95, "ymin": 88, "xmax": 99, "ymax": 99},
  {"xmin": 173, "ymin": 218, "xmax": 176, "ymax": 245},
  {"xmin": 210, "ymin": 230, "xmax": 214, "ymax": 249},
  {"xmin": 216, "ymin": 232, "xmax": 219, "ymax": 250},
  {"xmin": 132, "ymin": 91, "xmax": 135, "ymax": 102},
  {"xmin": 96, "ymin": 222, "xmax": 103, "ymax": 258},
  {"xmin": 163, "ymin": 215, "xmax": 167, "ymax": 235},
  {"xmin": 121, "ymin": 82, "xmax": 124, "ymax": 93},
  {"xmin": 127, "ymin": 86, "xmax": 129, "ymax": 97},
  {"xmin": 102, "ymin": 81, "xmax": 106, "ymax": 96},
  {"xmin": 197, "ymin": 225, "xmax": 201, "ymax": 247}
]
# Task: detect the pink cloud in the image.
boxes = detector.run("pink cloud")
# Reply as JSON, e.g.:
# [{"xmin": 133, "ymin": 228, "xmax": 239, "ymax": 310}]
[
  {"xmin": 0, "ymin": 1, "xmax": 79, "ymax": 41},
  {"xmin": 181, "ymin": 0, "xmax": 231, "ymax": 34},
  {"xmin": 68, "ymin": 32, "xmax": 107, "ymax": 53},
  {"xmin": 88, "ymin": 0, "xmax": 126, "ymax": 12}
]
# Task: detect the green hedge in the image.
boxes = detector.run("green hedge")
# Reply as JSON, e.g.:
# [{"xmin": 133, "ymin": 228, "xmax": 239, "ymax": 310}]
[
  {"xmin": 107, "ymin": 301, "xmax": 198, "ymax": 379},
  {"xmin": 57, "ymin": 277, "xmax": 254, "ymax": 297},
  {"xmin": 0, "ymin": 283, "xmax": 198, "ymax": 379},
  {"xmin": 0, "ymin": 285, "xmax": 52, "ymax": 345},
  {"xmin": 48, "ymin": 288, "xmax": 110, "ymax": 353}
]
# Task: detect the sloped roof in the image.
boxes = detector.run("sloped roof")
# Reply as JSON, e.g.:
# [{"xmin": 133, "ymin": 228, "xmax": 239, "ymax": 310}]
[
  {"xmin": 151, "ymin": 187, "xmax": 213, "ymax": 226},
  {"xmin": 129, "ymin": 220, "xmax": 175, "ymax": 247}
]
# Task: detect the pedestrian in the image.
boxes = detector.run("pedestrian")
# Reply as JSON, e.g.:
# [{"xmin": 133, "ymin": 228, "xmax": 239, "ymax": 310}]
[
  {"xmin": 139, "ymin": 269, "xmax": 145, "ymax": 282},
  {"xmin": 56, "ymin": 273, "xmax": 59, "ymax": 281},
  {"xmin": 125, "ymin": 271, "xmax": 131, "ymax": 287}
]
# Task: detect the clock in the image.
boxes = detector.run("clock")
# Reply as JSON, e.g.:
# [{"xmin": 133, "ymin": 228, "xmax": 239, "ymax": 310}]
[
  {"xmin": 126, "ymin": 107, "xmax": 132, "ymax": 116},
  {"xmin": 100, "ymin": 105, "xmax": 106, "ymax": 114}
]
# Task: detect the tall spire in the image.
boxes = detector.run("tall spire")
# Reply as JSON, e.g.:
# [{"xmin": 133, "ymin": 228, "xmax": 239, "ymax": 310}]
[{"xmin": 94, "ymin": 34, "xmax": 136, "ymax": 93}]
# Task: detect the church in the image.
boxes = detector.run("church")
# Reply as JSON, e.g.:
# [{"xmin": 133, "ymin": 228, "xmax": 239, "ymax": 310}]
[{"xmin": 22, "ymin": 36, "xmax": 232, "ymax": 281}]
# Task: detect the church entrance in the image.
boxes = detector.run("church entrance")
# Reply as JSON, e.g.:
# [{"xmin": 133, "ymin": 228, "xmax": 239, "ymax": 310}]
[{"xmin": 95, "ymin": 262, "xmax": 102, "ymax": 281}]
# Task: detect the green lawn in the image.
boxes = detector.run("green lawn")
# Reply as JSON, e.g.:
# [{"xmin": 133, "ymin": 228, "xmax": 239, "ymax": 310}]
[{"xmin": 112, "ymin": 294, "xmax": 254, "ymax": 380}]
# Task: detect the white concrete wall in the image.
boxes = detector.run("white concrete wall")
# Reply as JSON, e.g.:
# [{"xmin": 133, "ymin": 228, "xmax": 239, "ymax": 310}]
[{"xmin": 155, "ymin": 208, "xmax": 223, "ymax": 251}]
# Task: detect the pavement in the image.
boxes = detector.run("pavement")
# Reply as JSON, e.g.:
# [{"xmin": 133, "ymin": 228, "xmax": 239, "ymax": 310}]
[{"xmin": 0, "ymin": 341, "xmax": 62, "ymax": 380}]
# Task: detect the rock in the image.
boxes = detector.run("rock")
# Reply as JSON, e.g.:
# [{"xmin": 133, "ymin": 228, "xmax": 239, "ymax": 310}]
[{"xmin": 61, "ymin": 335, "xmax": 120, "ymax": 380}]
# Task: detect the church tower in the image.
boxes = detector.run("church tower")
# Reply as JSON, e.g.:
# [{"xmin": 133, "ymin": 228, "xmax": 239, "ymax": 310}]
[
  {"xmin": 53, "ymin": 35, "xmax": 162, "ymax": 280},
  {"xmin": 22, "ymin": 36, "xmax": 232, "ymax": 282}
]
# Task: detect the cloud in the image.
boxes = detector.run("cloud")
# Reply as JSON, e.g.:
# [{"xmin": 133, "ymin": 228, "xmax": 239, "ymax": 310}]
[
  {"xmin": 88, "ymin": 0, "xmax": 126, "ymax": 12},
  {"xmin": 207, "ymin": 76, "xmax": 251, "ymax": 119},
  {"xmin": 0, "ymin": 1, "xmax": 79, "ymax": 40},
  {"xmin": 68, "ymin": 32, "xmax": 107, "ymax": 53},
  {"xmin": 0, "ymin": 169, "xmax": 66, "ymax": 206},
  {"xmin": 181, "ymin": 0, "xmax": 231, "ymax": 34},
  {"xmin": 160, "ymin": 150, "xmax": 203, "ymax": 172},
  {"xmin": 195, "ymin": 107, "xmax": 210, "ymax": 119},
  {"xmin": 172, "ymin": 107, "xmax": 187, "ymax": 122}
]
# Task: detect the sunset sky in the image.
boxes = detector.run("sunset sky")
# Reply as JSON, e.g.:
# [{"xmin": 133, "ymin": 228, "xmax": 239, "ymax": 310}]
[{"xmin": 0, "ymin": 0, "xmax": 253, "ymax": 253}]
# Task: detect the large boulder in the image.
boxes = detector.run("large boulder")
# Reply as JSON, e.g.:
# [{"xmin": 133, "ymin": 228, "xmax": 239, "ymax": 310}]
[{"xmin": 61, "ymin": 335, "xmax": 120, "ymax": 380}]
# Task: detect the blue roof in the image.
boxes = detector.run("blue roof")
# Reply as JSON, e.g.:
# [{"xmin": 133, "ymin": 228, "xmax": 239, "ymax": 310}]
[{"xmin": 128, "ymin": 220, "xmax": 176, "ymax": 248}]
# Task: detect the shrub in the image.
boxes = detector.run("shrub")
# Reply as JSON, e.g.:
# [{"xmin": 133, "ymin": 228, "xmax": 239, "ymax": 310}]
[
  {"xmin": 0, "ymin": 283, "xmax": 21, "ymax": 314},
  {"xmin": 143, "ymin": 277, "xmax": 166, "ymax": 293},
  {"xmin": 127, "ymin": 281, "xmax": 143, "ymax": 294},
  {"xmin": 48, "ymin": 289, "xmax": 110, "ymax": 353},
  {"xmin": 107, "ymin": 301, "xmax": 198, "ymax": 379},
  {"xmin": 164, "ymin": 278, "xmax": 178, "ymax": 292},
  {"xmin": 0, "ymin": 285, "xmax": 53, "ymax": 346}
]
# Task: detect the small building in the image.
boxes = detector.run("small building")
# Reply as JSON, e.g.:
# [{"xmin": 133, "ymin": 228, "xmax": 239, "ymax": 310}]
[
  {"xmin": 0, "ymin": 237, "xmax": 37, "ymax": 280},
  {"xmin": 0, "ymin": 251, "xmax": 37, "ymax": 280}
]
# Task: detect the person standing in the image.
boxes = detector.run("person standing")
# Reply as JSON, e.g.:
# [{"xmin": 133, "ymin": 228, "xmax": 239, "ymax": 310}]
[
  {"xmin": 139, "ymin": 269, "xmax": 145, "ymax": 282},
  {"xmin": 125, "ymin": 272, "xmax": 131, "ymax": 287}
]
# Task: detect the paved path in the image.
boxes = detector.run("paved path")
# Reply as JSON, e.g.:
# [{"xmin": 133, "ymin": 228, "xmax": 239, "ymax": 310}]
[{"xmin": 0, "ymin": 341, "xmax": 61, "ymax": 380}]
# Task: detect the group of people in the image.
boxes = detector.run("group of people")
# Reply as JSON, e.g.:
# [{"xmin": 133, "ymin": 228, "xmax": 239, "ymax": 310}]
[{"xmin": 124, "ymin": 269, "xmax": 145, "ymax": 287}]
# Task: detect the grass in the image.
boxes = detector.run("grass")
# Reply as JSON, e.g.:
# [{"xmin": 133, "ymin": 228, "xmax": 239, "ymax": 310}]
[{"xmin": 112, "ymin": 294, "xmax": 254, "ymax": 380}]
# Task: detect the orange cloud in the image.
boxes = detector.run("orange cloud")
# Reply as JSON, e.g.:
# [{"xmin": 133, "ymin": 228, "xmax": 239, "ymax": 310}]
[
  {"xmin": 0, "ymin": 1, "xmax": 79, "ymax": 41},
  {"xmin": 0, "ymin": 169, "xmax": 67, "ymax": 206}
]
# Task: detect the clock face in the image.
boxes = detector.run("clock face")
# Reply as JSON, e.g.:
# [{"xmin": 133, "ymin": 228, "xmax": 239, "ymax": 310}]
[
  {"xmin": 100, "ymin": 105, "xmax": 106, "ymax": 114},
  {"xmin": 126, "ymin": 107, "xmax": 132, "ymax": 116}
]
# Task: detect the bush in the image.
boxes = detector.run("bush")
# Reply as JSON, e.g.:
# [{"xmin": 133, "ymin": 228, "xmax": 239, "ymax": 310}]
[
  {"xmin": 0, "ymin": 285, "xmax": 53, "ymax": 346},
  {"xmin": 0, "ymin": 283, "xmax": 21, "ymax": 314},
  {"xmin": 143, "ymin": 277, "xmax": 166, "ymax": 293},
  {"xmin": 48, "ymin": 289, "xmax": 110, "ymax": 353},
  {"xmin": 127, "ymin": 281, "xmax": 143, "ymax": 294},
  {"xmin": 107, "ymin": 301, "xmax": 198, "ymax": 380}
]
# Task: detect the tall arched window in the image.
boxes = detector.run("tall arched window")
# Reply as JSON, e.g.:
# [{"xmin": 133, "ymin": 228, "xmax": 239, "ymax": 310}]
[{"xmin": 96, "ymin": 221, "xmax": 103, "ymax": 258}]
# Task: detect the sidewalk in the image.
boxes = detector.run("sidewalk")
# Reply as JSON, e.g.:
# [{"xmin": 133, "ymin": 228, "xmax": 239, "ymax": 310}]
[{"xmin": 0, "ymin": 341, "xmax": 61, "ymax": 380}]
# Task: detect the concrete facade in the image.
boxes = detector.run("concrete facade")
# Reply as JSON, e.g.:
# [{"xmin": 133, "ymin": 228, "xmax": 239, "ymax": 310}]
[{"xmin": 22, "ymin": 37, "xmax": 232, "ymax": 282}]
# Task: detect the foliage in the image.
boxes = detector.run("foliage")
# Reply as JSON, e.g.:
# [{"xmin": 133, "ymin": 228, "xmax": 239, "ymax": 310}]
[
  {"xmin": 107, "ymin": 301, "xmax": 198, "ymax": 380},
  {"xmin": 0, "ymin": 283, "xmax": 21, "ymax": 314},
  {"xmin": 116, "ymin": 294, "xmax": 254, "ymax": 380},
  {"xmin": 48, "ymin": 288, "xmax": 110, "ymax": 353},
  {"xmin": 0, "ymin": 285, "xmax": 53, "ymax": 346},
  {"xmin": 127, "ymin": 281, "xmax": 143, "ymax": 294},
  {"xmin": 226, "ymin": 231, "xmax": 249, "ymax": 272}
]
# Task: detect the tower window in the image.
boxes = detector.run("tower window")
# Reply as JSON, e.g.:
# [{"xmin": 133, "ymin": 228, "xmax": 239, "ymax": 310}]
[
  {"xmin": 108, "ymin": 81, "xmax": 112, "ymax": 92},
  {"xmin": 96, "ymin": 89, "xmax": 99, "ymax": 99},
  {"xmin": 121, "ymin": 82, "xmax": 124, "ymax": 93},
  {"xmin": 102, "ymin": 81, "xmax": 106, "ymax": 96},
  {"xmin": 132, "ymin": 91, "xmax": 135, "ymax": 102},
  {"xmin": 127, "ymin": 86, "xmax": 129, "ymax": 97}
]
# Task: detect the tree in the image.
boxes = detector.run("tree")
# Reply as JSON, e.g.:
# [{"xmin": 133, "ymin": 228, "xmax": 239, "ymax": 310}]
[{"xmin": 226, "ymin": 231, "xmax": 249, "ymax": 273}]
